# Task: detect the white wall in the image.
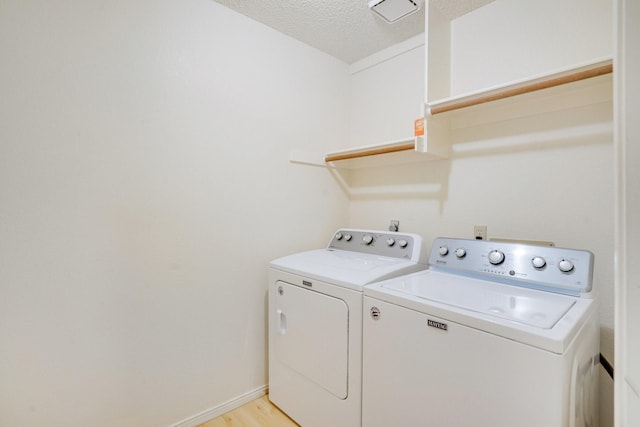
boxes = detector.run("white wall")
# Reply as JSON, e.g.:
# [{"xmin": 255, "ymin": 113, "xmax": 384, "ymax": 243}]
[
  {"xmin": 0, "ymin": 1, "xmax": 350, "ymax": 426},
  {"xmin": 348, "ymin": 40, "xmax": 615, "ymax": 427}
]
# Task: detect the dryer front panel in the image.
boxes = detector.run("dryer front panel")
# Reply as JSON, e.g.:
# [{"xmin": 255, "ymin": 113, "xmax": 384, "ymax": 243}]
[{"xmin": 272, "ymin": 280, "xmax": 349, "ymax": 399}]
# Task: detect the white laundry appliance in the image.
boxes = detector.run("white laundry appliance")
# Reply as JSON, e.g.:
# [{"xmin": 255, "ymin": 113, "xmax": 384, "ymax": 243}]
[
  {"xmin": 268, "ymin": 228, "xmax": 428, "ymax": 427},
  {"xmin": 363, "ymin": 237, "xmax": 599, "ymax": 427}
]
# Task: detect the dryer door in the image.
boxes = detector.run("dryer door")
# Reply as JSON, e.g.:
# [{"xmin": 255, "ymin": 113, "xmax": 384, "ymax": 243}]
[{"xmin": 272, "ymin": 280, "xmax": 349, "ymax": 399}]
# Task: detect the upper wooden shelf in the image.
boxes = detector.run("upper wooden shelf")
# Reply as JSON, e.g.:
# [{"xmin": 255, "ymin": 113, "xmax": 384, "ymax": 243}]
[{"xmin": 427, "ymin": 58, "xmax": 613, "ymax": 116}]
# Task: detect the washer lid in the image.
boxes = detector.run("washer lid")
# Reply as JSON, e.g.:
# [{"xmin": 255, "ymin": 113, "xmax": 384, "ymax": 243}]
[
  {"xmin": 382, "ymin": 271, "xmax": 576, "ymax": 329},
  {"xmin": 270, "ymin": 249, "xmax": 426, "ymax": 291}
]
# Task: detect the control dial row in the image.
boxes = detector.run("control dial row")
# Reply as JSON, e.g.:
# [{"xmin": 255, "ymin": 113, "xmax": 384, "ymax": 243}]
[
  {"xmin": 336, "ymin": 232, "xmax": 408, "ymax": 248},
  {"xmin": 488, "ymin": 251, "xmax": 573, "ymax": 272},
  {"xmin": 436, "ymin": 243, "xmax": 577, "ymax": 274}
]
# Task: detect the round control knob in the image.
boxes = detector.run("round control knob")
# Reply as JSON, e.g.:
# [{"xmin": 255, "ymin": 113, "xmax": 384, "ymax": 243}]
[
  {"xmin": 335, "ymin": 232, "xmax": 343, "ymax": 241},
  {"xmin": 531, "ymin": 256, "xmax": 546, "ymax": 269},
  {"xmin": 344, "ymin": 233, "xmax": 352, "ymax": 241},
  {"xmin": 438, "ymin": 246, "xmax": 449, "ymax": 256},
  {"xmin": 386, "ymin": 238, "xmax": 395, "ymax": 247},
  {"xmin": 398, "ymin": 239, "xmax": 408, "ymax": 248},
  {"xmin": 363, "ymin": 234, "xmax": 373, "ymax": 245},
  {"xmin": 455, "ymin": 248, "xmax": 466, "ymax": 258},
  {"xmin": 488, "ymin": 250, "xmax": 505, "ymax": 265},
  {"xmin": 558, "ymin": 259, "xmax": 574, "ymax": 273}
]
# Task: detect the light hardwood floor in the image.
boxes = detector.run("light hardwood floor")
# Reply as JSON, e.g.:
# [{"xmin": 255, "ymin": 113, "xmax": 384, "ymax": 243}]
[{"xmin": 198, "ymin": 395, "xmax": 299, "ymax": 427}]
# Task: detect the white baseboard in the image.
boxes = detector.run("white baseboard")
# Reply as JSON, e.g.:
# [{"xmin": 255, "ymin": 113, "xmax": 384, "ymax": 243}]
[{"xmin": 170, "ymin": 385, "xmax": 268, "ymax": 427}]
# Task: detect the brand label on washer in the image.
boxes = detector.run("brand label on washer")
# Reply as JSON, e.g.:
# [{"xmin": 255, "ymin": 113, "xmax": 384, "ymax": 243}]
[{"xmin": 427, "ymin": 319, "xmax": 448, "ymax": 331}]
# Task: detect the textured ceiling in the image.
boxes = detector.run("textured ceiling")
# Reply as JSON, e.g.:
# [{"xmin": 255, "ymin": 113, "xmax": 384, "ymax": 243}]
[{"xmin": 214, "ymin": 0, "xmax": 495, "ymax": 64}]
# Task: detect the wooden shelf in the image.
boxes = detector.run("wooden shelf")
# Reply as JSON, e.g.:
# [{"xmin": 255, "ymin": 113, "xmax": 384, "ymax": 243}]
[
  {"xmin": 325, "ymin": 138, "xmax": 447, "ymax": 169},
  {"xmin": 289, "ymin": 137, "xmax": 447, "ymax": 170},
  {"xmin": 427, "ymin": 58, "xmax": 613, "ymax": 115},
  {"xmin": 324, "ymin": 139, "xmax": 415, "ymax": 163}
]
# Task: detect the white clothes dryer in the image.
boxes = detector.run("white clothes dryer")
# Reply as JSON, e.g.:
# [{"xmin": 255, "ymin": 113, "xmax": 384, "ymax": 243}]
[
  {"xmin": 363, "ymin": 237, "xmax": 599, "ymax": 427},
  {"xmin": 268, "ymin": 229, "xmax": 428, "ymax": 427}
]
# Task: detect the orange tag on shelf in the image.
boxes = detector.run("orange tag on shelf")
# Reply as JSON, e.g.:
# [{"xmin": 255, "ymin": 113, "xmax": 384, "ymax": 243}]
[{"xmin": 414, "ymin": 118, "xmax": 425, "ymax": 136}]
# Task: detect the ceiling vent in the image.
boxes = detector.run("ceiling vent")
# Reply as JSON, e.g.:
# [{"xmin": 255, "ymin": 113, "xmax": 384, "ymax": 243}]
[{"xmin": 368, "ymin": 0, "xmax": 421, "ymax": 23}]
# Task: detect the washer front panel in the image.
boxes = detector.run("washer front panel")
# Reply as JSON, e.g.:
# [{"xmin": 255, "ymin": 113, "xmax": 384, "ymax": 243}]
[{"xmin": 362, "ymin": 297, "xmax": 571, "ymax": 427}]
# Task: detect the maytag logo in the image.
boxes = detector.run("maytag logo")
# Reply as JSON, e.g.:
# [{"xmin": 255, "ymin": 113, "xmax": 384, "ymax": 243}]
[{"xmin": 427, "ymin": 319, "xmax": 448, "ymax": 331}]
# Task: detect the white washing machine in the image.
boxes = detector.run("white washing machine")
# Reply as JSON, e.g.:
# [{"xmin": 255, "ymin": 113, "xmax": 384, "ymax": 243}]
[
  {"xmin": 268, "ymin": 229, "xmax": 428, "ymax": 427},
  {"xmin": 363, "ymin": 237, "xmax": 600, "ymax": 427}
]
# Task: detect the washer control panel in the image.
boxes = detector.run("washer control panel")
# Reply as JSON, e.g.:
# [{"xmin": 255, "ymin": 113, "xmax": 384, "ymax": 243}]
[
  {"xmin": 328, "ymin": 229, "xmax": 424, "ymax": 262},
  {"xmin": 429, "ymin": 237, "xmax": 594, "ymax": 296}
]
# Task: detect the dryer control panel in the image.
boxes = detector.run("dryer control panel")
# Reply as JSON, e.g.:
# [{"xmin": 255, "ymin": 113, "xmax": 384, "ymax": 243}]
[
  {"xmin": 429, "ymin": 237, "xmax": 594, "ymax": 296},
  {"xmin": 328, "ymin": 229, "xmax": 424, "ymax": 262}
]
